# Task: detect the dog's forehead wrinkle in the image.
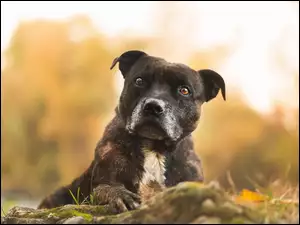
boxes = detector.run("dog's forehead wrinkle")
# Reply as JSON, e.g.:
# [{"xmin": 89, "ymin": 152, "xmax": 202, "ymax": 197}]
[
  {"xmin": 131, "ymin": 59, "xmax": 198, "ymax": 89},
  {"xmin": 160, "ymin": 65, "xmax": 199, "ymax": 89},
  {"xmin": 132, "ymin": 56, "xmax": 167, "ymax": 72},
  {"xmin": 166, "ymin": 62, "xmax": 196, "ymax": 74}
]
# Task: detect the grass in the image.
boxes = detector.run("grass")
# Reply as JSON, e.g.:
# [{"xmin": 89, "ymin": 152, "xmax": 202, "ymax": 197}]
[
  {"xmin": 67, "ymin": 179, "xmax": 298, "ymax": 223},
  {"xmin": 1, "ymin": 199, "xmax": 17, "ymax": 216},
  {"xmin": 1, "ymin": 207, "xmax": 7, "ymax": 217},
  {"xmin": 224, "ymin": 172, "xmax": 299, "ymax": 224},
  {"xmin": 258, "ymin": 181, "xmax": 299, "ymax": 224},
  {"xmin": 1, "ymin": 178, "xmax": 298, "ymax": 223},
  {"xmin": 1, "ymin": 187, "xmax": 95, "ymax": 217},
  {"xmin": 68, "ymin": 187, "xmax": 95, "ymax": 206}
]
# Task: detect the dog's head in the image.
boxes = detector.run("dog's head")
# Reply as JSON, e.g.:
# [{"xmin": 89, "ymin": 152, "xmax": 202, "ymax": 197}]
[{"xmin": 111, "ymin": 50, "xmax": 226, "ymax": 144}]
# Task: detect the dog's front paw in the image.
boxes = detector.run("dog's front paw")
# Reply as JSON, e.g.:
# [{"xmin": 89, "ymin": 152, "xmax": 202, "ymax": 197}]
[{"xmin": 93, "ymin": 184, "xmax": 141, "ymax": 213}]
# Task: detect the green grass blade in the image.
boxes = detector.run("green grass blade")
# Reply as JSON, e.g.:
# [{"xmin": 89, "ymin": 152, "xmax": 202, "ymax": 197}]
[{"xmin": 69, "ymin": 189, "xmax": 79, "ymax": 205}]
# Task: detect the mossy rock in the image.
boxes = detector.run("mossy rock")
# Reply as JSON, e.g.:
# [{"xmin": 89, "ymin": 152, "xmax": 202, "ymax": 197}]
[{"xmin": 1, "ymin": 182, "xmax": 277, "ymax": 224}]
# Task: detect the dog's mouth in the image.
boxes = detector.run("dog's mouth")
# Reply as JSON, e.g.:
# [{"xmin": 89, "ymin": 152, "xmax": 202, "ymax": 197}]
[
  {"xmin": 136, "ymin": 121, "xmax": 167, "ymax": 140},
  {"xmin": 127, "ymin": 118, "xmax": 167, "ymax": 141},
  {"xmin": 125, "ymin": 100, "xmax": 183, "ymax": 142}
]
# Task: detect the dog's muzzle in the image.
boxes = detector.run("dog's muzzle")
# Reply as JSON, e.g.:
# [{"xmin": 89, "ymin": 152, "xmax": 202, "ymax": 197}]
[{"xmin": 126, "ymin": 98, "xmax": 182, "ymax": 141}]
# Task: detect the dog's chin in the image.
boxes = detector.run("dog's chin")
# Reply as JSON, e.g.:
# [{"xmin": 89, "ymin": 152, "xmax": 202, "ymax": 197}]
[
  {"xmin": 127, "ymin": 120, "xmax": 169, "ymax": 141},
  {"xmin": 136, "ymin": 124, "xmax": 167, "ymax": 141}
]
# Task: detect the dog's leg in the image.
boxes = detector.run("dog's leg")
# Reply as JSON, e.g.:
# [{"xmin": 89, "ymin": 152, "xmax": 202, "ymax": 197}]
[
  {"xmin": 89, "ymin": 144, "xmax": 141, "ymax": 213},
  {"xmin": 37, "ymin": 160, "xmax": 95, "ymax": 209},
  {"xmin": 92, "ymin": 183, "xmax": 141, "ymax": 213}
]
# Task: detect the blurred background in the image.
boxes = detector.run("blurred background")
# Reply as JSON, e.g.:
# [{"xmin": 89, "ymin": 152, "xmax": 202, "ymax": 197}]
[{"xmin": 1, "ymin": 1, "xmax": 299, "ymax": 210}]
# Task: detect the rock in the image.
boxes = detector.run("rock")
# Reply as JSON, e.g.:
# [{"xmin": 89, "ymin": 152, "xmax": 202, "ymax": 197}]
[
  {"xmin": 1, "ymin": 181, "xmax": 274, "ymax": 224},
  {"xmin": 190, "ymin": 216, "xmax": 222, "ymax": 224},
  {"xmin": 63, "ymin": 216, "xmax": 85, "ymax": 224}
]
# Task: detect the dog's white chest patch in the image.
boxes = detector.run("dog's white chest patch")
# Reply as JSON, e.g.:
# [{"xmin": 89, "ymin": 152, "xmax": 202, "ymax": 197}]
[{"xmin": 140, "ymin": 149, "xmax": 166, "ymax": 186}]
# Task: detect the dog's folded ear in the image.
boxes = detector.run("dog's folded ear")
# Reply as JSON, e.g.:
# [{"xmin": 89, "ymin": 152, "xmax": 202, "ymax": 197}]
[
  {"xmin": 110, "ymin": 50, "xmax": 148, "ymax": 77},
  {"xmin": 198, "ymin": 69, "xmax": 226, "ymax": 102}
]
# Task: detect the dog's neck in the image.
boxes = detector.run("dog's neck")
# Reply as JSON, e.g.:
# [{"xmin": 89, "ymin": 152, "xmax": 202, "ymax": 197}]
[
  {"xmin": 140, "ymin": 148, "xmax": 166, "ymax": 186},
  {"xmin": 139, "ymin": 138, "xmax": 177, "ymax": 154}
]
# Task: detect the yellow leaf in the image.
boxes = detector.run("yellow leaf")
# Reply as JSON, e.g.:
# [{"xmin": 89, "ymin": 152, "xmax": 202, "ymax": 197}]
[{"xmin": 235, "ymin": 189, "xmax": 268, "ymax": 204}]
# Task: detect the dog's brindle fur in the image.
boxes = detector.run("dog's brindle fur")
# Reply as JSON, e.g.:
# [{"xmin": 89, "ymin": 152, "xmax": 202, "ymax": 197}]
[{"xmin": 37, "ymin": 50, "xmax": 226, "ymax": 212}]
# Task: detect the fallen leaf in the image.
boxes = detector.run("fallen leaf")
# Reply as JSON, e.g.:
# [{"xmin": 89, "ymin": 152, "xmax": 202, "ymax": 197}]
[{"xmin": 235, "ymin": 189, "xmax": 269, "ymax": 204}]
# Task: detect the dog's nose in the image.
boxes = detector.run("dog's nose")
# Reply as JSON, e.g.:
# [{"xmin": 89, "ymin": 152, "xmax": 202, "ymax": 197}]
[{"xmin": 143, "ymin": 99, "xmax": 165, "ymax": 116}]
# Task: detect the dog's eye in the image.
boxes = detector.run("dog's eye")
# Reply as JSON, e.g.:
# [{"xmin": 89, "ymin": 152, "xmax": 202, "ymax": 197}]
[
  {"xmin": 178, "ymin": 86, "xmax": 190, "ymax": 96},
  {"xmin": 135, "ymin": 77, "xmax": 144, "ymax": 87}
]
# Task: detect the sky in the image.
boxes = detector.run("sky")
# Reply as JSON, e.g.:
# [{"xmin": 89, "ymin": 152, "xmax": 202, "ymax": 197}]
[{"xmin": 1, "ymin": 1, "xmax": 299, "ymax": 114}]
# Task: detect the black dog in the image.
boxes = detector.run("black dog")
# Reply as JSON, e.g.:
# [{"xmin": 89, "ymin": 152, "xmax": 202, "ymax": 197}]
[{"xmin": 37, "ymin": 50, "xmax": 226, "ymax": 212}]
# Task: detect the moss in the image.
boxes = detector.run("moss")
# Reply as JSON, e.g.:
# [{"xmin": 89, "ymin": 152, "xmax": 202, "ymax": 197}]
[
  {"xmin": 25, "ymin": 205, "xmax": 112, "ymax": 223},
  {"xmin": 178, "ymin": 181, "xmax": 205, "ymax": 189},
  {"xmin": 86, "ymin": 205, "xmax": 113, "ymax": 216},
  {"xmin": 65, "ymin": 205, "xmax": 113, "ymax": 216},
  {"xmin": 58, "ymin": 210, "xmax": 93, "ymax": 222},
  {"xmin": 225, "ymin": 216, "xmax": 254, "ymax": 224},
  {"xmin": 27, "ymin": 209, "xmax": 91, "ymax": 223},
  {"xmin": 3, "ymin": 182, "xmax": 286, "ymax": 224},
  {"xmin": 26, "ymin": 208, "xmax": 58, "ymax": 219}
]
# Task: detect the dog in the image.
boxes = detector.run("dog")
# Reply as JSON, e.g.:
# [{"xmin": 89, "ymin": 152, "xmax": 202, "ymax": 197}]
[{"xmin": 37, "ymin": 50, "xmax": 226, "ymax": 212}]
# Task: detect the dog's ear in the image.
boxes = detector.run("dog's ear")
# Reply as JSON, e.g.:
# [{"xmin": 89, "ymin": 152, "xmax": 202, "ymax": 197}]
[
  {"xmin": 198, "ymin": 69, "xmax": 226, "ymax": 102},
  {"xmin": 110, "ymin": 50, "xmax": 147, "ymax": 77}
]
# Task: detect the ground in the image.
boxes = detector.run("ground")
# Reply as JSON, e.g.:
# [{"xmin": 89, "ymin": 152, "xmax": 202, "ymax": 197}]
[{"xmin": 1, "ymin": 181, "xmax": 299, "ymax": 224}]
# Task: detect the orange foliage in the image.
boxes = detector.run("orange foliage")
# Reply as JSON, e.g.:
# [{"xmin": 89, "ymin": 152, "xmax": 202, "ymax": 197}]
[{"xmin": 1, "ymin": 13, "xmax": 298, "ymax": 198}]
